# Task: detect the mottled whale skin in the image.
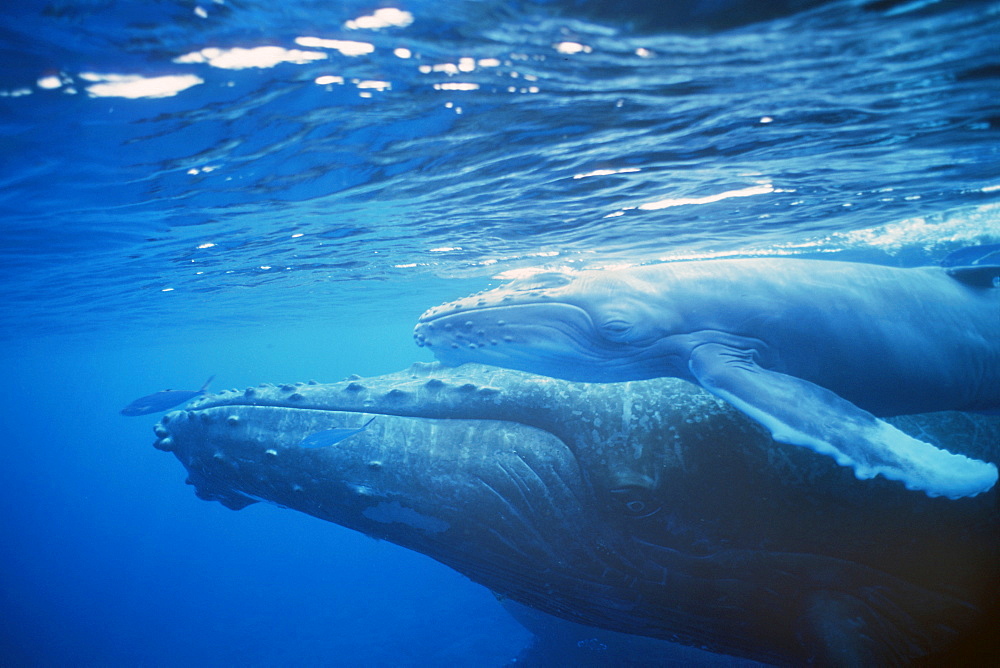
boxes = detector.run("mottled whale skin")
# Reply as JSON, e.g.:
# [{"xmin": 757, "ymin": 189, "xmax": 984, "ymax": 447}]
[
  {"xmin": 154, "ymin": 363, "xmax": 1000, "ymax": 666},
  {"xmin": 414, "ymin": 257, "xmax": 1000, "ymax": 499}
]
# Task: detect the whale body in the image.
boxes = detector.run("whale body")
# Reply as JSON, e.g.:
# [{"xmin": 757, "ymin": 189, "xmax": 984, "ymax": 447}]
[
  {"xmin": 414, "ymin": 255, "xmax": 1000, "ymax": 499},
  {"xmin": 152, "ymin": 363, "xmax": 1000, "ymax": 666}
]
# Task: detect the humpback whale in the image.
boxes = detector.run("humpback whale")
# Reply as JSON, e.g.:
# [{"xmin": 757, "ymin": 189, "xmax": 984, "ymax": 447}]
[
  {"xmin": 414, "ymin": 251, "xmax": 1000, "ymax": 499},
  {"xmin": 152, "ymin": 363, "xmax": 999, "ymax": 666}
]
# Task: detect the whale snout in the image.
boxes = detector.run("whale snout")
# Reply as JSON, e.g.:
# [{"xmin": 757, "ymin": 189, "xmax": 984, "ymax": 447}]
[
  {"xmin": 414, "ymin": 301, "xmax": 644, "ymax": 383},
  {"xmin": 413, "ymin": 309, "xmax": 517, "ymax": 368}
]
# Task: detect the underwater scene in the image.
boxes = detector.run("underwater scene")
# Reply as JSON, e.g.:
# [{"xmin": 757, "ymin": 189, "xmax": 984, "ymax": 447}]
[{"xmin": 2, "ymin": 0, "xmax": 999, "ymax": 665}]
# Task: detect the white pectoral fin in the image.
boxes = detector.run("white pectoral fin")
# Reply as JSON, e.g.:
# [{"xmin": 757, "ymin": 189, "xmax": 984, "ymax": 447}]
[{"xmin": 688, "ymin": 344, "xmax": 998, "ymax": 499}]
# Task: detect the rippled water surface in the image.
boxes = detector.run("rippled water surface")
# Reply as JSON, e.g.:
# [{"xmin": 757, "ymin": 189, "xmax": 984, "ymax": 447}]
[
  {"xmin": 3, "ymin": 0, "xmax": 999, "ymax": 338},
  {"xmin": 1, "ymin": 0, "xmax": 999, "ymax": 665}
]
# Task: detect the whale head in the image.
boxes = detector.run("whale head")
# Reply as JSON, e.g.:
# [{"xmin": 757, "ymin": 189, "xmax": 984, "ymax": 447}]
[
  {"xmin": 414, "ymin": 270, "xmax": 684, "ymax": 382},
  {"xmin": 150, "ymin": 365, "xmax": 713, "ymax": 650}
]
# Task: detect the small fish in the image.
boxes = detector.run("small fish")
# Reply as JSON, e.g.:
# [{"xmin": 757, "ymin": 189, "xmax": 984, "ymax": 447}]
[
  {"xmin": 120, "ymin": 375, "xmax": 215, "ymax": 416},
  {"xmin": 941, "ymin": 242, "xmax": 1000, "ymax": 287},
  {"xmin": 297, "ymin": 417, "xmax": 377, "ymax": 448}
]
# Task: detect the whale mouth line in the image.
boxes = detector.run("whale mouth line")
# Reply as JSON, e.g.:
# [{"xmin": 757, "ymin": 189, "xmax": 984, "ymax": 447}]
[
  {"xmin": 189, "ymin": 400, "xmax": 371, "ymax": 413},
  {"xmin": 414, "ymin": 302, "xmax": 602, "ymax": 359},
  {"xmin": 418, "ymin": 301, "xmax": 587, "ymax": 324},
  {"xmin": 160, "ymin": 401, "xmax": 535, "ymax": 431}
]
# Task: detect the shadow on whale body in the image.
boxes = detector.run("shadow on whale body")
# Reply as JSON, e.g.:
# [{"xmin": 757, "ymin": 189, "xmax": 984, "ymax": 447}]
[
  {"xmin": 153, "ymin": 363, "xmax": 1000, "ymax": 666},
  {"xmin": 501, "ymin": 599, "xmax": 767, "ymax": 667}
]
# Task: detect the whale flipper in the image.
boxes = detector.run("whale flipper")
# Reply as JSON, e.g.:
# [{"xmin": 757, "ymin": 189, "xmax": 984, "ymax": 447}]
[{"xmin": 688, "ymin": 343, "xmax": 998, "ymax": 499}]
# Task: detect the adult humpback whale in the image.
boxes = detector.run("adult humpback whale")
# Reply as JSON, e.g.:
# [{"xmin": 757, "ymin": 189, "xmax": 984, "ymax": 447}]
[
  {"xmin": 414, "ymin": 251, "xmax": 1000, "ymax": 499},
  {"xmin": 152, "ymin": 363, "xmax": 1000, "ymax": 666}
]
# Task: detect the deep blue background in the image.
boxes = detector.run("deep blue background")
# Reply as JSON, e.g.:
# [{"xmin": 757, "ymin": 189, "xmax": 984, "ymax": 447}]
[
  {"xmin": 0, "ymin": 320, "xmax": 537, "ymax": 666},
  {"xmin": 1, "ymin": 0, "xmax": 998, "ymax": 665}
]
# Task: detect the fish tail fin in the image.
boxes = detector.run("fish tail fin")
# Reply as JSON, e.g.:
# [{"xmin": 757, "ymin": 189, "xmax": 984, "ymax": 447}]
[{"xmin": 199, "ymin": 375, "xmax": 216, "ymax": 393}]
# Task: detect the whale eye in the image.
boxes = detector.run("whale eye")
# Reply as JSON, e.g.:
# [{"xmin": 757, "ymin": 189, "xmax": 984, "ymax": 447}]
[
  {"xmin": 600, "ymin": 319, "xmax": 633, "ymax": 341},
  {"xmin": 626, "ymin": 500, "xmax": 647, "ymax": 513},
  {"xmin": 609, "ymin": 485, "xmax": 661, "ymax": 518}
]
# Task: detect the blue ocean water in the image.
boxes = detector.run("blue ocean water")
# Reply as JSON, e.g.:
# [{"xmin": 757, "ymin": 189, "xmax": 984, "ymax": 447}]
[{"xmin": 1, "ymin": 0, "xmax": 998, "ymax": 665}]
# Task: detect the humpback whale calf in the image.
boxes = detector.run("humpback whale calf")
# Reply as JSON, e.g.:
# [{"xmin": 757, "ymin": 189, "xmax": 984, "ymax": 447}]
[
  {"xmin": 152, "ymin": 363, "xmax": 999, "ymax": 666},
  {"xmin": 414, "ymin": 249, "xmax": 1000, "ymax": 499}
]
